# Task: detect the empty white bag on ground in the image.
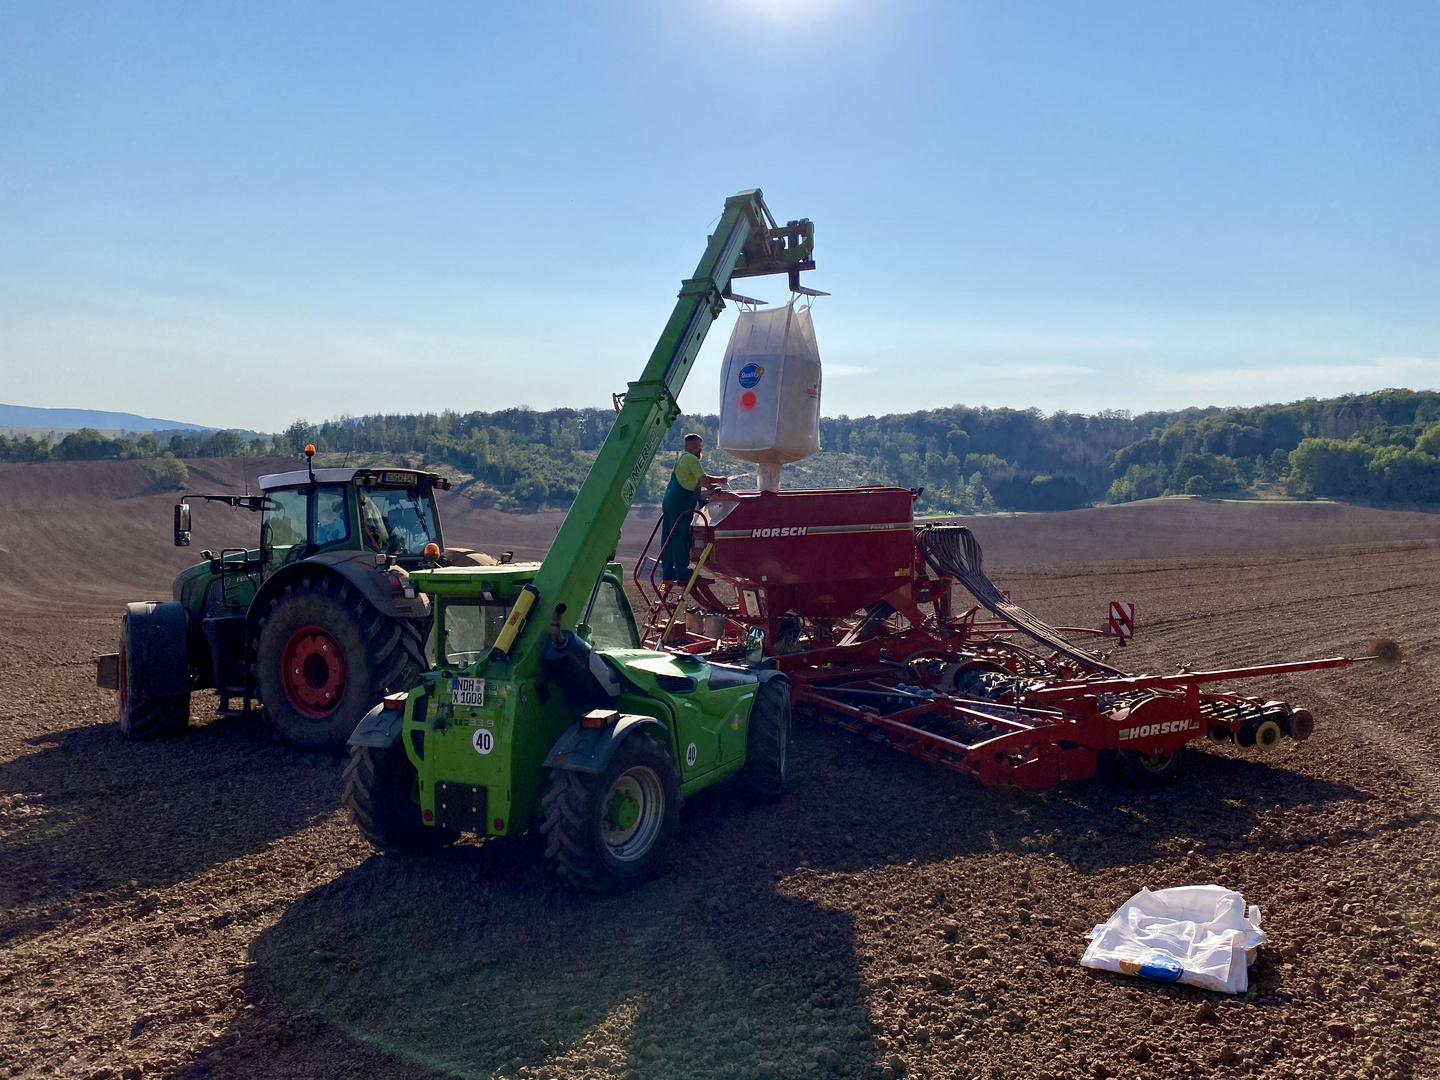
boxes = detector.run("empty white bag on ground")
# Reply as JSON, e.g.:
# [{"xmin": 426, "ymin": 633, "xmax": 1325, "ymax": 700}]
[
  {"xmin": 717, "ymin": 302, "xmax": 821, "ymax": 491},
  {"xmin": 1080, "ymin": 885, "xmax": 1267, "ymax": 994}
]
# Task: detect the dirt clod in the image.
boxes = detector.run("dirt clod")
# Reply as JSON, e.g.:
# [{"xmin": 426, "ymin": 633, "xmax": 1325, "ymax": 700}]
[{"xmin": 1328, "ymin": 1019, "xmax": 1356, "ymax": 1041}]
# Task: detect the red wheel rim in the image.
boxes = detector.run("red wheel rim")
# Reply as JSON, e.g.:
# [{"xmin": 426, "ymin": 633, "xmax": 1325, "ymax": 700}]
[{"xmin": 280, "ymin": 625, "xmax": 347, "ymax": 719}]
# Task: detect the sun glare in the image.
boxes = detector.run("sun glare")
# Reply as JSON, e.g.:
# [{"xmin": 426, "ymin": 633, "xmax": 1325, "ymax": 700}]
[{"xmin": 727, "ymin": 0, "xmax": 856, "ymax": 26}]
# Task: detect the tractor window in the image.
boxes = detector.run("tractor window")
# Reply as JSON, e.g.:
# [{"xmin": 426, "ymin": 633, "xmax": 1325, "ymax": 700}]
[
  {"xmin": 441, "ymin": 600, "xmax": 512, "ymax": 667},
  {"xmin": 261, "ymin": 488, "xmax": 309, "ymax": 574},
  {"xmin": 313, "ymin": 486, "xmax": 350, "ymax": 548},
  {"xmin": 584, "ymin": 577, "xmax": 639, "ymax": 650},
  {"xmin": 357, "ymin": 486, "xmax": 439, "ymax": 557}
]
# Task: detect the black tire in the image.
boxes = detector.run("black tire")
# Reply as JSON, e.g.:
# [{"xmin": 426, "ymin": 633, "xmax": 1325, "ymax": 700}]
[
  {"xmin": 342, "ymin": 744, "xmax": 458, "ymax": 856},
  {"xmin": 1118, "ymin": 747, "xmax": 1186, "ymax": 786},
  {"xmin": 739, "ymin": 676, "xmax": 790, "ymax": 800},
  {"xmin": 540, "ymin": 731, "xmax": 680, "ymax": 891},
  {"xmin": 117, "ymin": 606, "xmax": 190, "ymax": 739},
  {"xmin": 253, "ymin": 575, "xmax": 425, "ymax": 753}
]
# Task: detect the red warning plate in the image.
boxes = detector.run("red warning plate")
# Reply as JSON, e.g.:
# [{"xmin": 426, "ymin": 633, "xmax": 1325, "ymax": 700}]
[{"xmin": 1108, "ymin": 601, "xmax": 1135, "ymax": 639}]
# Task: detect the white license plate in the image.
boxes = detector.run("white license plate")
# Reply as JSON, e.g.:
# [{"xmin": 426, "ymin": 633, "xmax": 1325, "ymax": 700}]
[{"xmin": 451, "ymin": 677, "xmax": 486, "ymax": 707}]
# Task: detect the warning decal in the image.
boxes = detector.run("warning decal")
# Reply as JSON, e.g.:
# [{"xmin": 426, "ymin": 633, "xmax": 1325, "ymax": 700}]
[{"xmin": 1108, "ymin": 602, "xmax": 1135, "ymax": 639}]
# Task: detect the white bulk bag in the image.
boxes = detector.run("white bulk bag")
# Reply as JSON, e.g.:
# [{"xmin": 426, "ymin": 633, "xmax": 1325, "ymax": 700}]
[
  {"xmin": 717, "ymin": 302, "xmax": 822, "ymax": 491},
  {"xmin": 1080, "ymin": 885, "xmax": 1267, "ymax": 994}
]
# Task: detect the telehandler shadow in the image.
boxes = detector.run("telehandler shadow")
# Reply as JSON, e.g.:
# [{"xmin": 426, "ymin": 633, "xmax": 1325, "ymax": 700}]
[
  {"xmin": 208, "ymin": 724, "xmax": 1370, "ymax": 1080},
  {"xmin": 0, "ymin": 711, "xmax": 342, "ymax": 941},
  {"xmin": 228, "ymin": 833, "xmax": 877, "ymax": 1080}
]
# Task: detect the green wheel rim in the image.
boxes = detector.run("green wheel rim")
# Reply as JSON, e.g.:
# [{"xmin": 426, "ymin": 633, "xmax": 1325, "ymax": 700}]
[{"xmin": 600, "ymin": 765, "xmax": 664, "ymax": 862}]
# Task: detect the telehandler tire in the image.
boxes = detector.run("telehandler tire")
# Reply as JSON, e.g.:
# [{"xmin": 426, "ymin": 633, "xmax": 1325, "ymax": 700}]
[
  {"xmin": 343, "ymin": 744, "xmax": 458, "ymax": 856},
  {"xmin": 739, "ymin": 676, "xmax": 790, "ymax": 800},
  {"xmin": 540, "ymin": 731, "xmax": 680, "ymax": 891},
  {"xmin": 1118, "ymin": 746, "xmax": 1186, "ymax": 786},
  {"xmin": 117, "ymin": 603, "xmax": 190, "ymax": 739},
  {"xmin": 254, "ymin": 576, "xmax": 426, "ymax": 753}
]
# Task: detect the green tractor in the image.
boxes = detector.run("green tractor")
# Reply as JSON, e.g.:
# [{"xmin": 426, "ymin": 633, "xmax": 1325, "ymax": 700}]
[
  {"xmin": 342, "ymin": 188, "xmax": 813, "ymax": 887},
  {"xmin": 96, "ymin": 454, "xmax": 493, "ymax": 751}
]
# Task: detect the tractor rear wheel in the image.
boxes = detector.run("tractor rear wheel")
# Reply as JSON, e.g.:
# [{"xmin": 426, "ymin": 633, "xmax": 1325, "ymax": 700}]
[
  {"xmin": 254, "ymin": 575, "xmax": 426, "ymax": 752},
  {"xmin": 343, "ymin": 744, "xmax": 458, "ymax": 856},
  {"xmin": 739, "ymin": 676, "xmax": 790, "ymax": 800},
  {"xmin": 117, "ymin": 606, "xmax": 190, "ymax": 739},
  {"xmin": 540, "ymin": 732, "xmax": 680, "ymax": 891},
  {"xmin": 1118, "ymin": 747, "xmax": 1186, "ymax": 786}
]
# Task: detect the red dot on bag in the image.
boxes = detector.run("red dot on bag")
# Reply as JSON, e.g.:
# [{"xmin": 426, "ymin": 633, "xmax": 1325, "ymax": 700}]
[{"xmin": 739, "ymin": 391, "xmax": 756, "ymax": 410}]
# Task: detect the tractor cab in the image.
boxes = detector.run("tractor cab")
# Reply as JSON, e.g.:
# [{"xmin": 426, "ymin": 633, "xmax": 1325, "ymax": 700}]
[{"xmin": 255, "ymin": 467, "xmax": 448, "ymax": 574}]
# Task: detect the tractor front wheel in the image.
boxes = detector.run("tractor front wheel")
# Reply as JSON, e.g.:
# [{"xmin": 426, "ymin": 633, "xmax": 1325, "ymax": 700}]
[
  {"xmin": 343, "ymin": 744, "xmax": 458, "ymax": 856},
  {"xmin": 739, "ymin": 676, "xmax": 790, "ymax": 800},
  {"xmin": 1118, "ymin": 747, "xmax": 1186, "ymax": 786},
  {"xmin": 254, "ymin": 576, "xmax": 425, "ymax": 752},
  {"xmin": 540, "ymin": 732, "xmax": 680, "ymax": 891},
  {"xmin": 117, "ymin": 605, "xmax": 190, "ymax": 739}
]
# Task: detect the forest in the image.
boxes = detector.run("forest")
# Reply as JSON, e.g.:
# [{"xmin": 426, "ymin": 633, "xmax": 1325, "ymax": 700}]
[{"xmin": 4, "ymin": 389, "xmax": 1438, "ymax": 513}]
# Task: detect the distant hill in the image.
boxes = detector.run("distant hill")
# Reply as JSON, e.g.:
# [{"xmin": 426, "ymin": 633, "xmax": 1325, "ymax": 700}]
[
  {"xmin": 0, "ymin": 402, "xmax": 207, "ymax": 432},
  {"xmin": 5, "ymin": 389, "xmax": 1439, "ymax": 513}
]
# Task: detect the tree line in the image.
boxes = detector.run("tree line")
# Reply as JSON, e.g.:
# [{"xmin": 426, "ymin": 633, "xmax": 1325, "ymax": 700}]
[{"xmin": 7, "ymin": 388, "xmax": 1438, "ymax": 512}]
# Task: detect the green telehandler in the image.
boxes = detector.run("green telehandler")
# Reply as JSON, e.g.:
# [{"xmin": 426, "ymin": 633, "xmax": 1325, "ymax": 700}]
[{"xmin": 343, "ymin": 189, "xmax": 815, "ymax": 888}]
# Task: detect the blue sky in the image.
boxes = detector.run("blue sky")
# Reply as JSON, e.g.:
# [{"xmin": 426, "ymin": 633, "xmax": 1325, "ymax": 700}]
[{"xmin": 1, "ymin": 1, "xmax": 1436, "ymax": 432}]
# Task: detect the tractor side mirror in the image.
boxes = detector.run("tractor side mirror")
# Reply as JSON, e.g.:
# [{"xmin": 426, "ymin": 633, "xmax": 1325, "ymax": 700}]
[
  {"xmin": 745, "ymin": 626, "xmax": 765, "ymax": 666},
  {"xmin": 173, "ymin": 503, "xmax": 191, "ymax": 547}
]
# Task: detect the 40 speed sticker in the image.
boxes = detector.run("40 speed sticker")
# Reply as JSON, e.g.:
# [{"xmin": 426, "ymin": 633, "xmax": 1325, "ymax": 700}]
[{"xmin": 472, "ymin": 727, "xmax": 494, "ymax": 755}]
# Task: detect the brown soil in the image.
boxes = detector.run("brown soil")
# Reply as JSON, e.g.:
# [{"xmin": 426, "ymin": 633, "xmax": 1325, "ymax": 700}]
[{"xmin": 2, "ymin": 461, "xmax": 1438, "ymax": 1080}]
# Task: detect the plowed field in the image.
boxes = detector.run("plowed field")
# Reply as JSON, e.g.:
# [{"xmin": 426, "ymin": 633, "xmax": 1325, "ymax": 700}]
[{"xmin": 2, "ymin": 459, "xmax": 1438, "ymax": 1080}]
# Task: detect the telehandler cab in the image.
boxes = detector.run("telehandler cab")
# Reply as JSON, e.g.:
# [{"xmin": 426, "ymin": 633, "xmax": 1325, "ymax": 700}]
[
  {"xmin": 343, "ymin": 189, "xmax": 815, "ymax": 888},
  {"xmin": 96, "ymin": 452, "xmax": 494, "ymax": 751}
]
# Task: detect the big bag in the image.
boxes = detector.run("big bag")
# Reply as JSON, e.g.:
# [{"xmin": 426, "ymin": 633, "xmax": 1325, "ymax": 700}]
[
  {"xmin": 1081, "ymin": 885, "xmax": 1267, "ymax": 994},
  {"xmin": 717, "ymin": 302, "xmax": 822, "ymax": 490}
]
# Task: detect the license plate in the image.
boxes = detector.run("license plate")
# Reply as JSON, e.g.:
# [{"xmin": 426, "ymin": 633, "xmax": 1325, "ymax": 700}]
[{"xmin": 451, "ymin": 677, "xmax": 486, "ymax": 706}]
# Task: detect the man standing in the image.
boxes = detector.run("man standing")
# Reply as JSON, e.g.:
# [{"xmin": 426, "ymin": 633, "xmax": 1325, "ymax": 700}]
[{"xmin": 661, "ymin": 433, "xmax": 727, "ymax": 583}]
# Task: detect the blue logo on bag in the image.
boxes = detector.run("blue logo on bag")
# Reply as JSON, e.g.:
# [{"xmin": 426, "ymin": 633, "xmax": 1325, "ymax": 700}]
[
  {"xmin": 738, "ymin": 363, "xmax": 764, "ymax": 388},
  {"xmin": 1138, "ymin": 954, "xmax": 1184, "ymax": 982}
]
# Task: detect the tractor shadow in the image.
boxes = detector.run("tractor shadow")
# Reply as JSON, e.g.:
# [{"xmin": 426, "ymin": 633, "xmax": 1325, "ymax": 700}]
[
  {"xmin": 0, "ymin": 710, "xmax": 342, "ymax": 943},
  {"xmin": 201, "ymin": 725, "xmax": 1370, "ymax": 1080}
]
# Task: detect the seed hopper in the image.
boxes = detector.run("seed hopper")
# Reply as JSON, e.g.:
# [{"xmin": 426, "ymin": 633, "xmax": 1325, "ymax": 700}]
[{"xmin": 638, "ymin": 486, "xmax": 1392, "ymax": 789}]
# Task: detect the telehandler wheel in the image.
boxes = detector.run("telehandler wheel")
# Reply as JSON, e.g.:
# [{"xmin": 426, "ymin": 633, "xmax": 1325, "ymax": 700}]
[
  {"xmin": 739, "ymin": 676, "xmax": 790, "ymax": 801},
  {"xmin": 117, "ymin": 607, "xmax": 190, "ymax": 740},
  {"xmin": 540, "ymin": 732, "xmax": 680, "ymax": 891},
  {"xmin": 342, "ymin": 744, "xmax": 458, "ymax": 856},
  {"xmin": 1118, "ymin": 747, "xmax": 1186, "ymax": 786},
  {"xmin": 254, "ymin": 576, "xmax": 425, "ymax": 753}
]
